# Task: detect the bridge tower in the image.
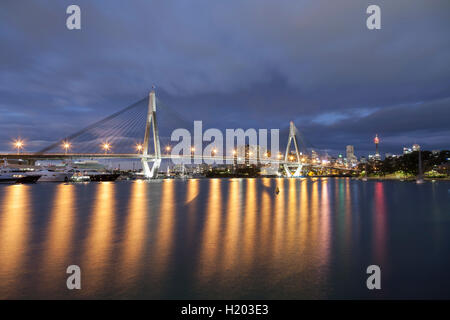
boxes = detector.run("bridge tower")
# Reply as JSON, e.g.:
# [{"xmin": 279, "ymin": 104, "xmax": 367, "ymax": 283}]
[
  {"xmin": 142, "ymin": 89, "xmax": 161, "ymax": 178},
  {"xmin": 284, "ymin": 121, "xmax": 303, "ymax": 177}
]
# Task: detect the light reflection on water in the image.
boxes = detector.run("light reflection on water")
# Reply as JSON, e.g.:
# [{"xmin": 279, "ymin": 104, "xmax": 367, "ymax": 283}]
[
  {"xmin": 0, "ymin": 178, "xmax": 449, "ymax": 299},
  {"xmin": 82, "ymin": 182, "xmax": 116, "ymax": 294},
  {"xmin": 39, "ymin": 184, "xmax": 75, "ymax": 294},
  {"xmin": 118, "ymin": 180, "xmax": 147, "ymax": 290},
  {"xmin": 0, "ymin": 185, "xmax": 30, "ymax": 297},
  {"xmin": 373, "ymin": 182, "xmax": 387, "ymax": 267}
]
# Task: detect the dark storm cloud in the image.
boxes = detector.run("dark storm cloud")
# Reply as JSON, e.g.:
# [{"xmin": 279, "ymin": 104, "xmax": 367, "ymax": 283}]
[
  {"xmin": 0, "ymin": 0, "xmax": 449, "ymax": 154},
  {"xmin": 293, "ymin": 96, "xmax": 450, "ymax": 155}
]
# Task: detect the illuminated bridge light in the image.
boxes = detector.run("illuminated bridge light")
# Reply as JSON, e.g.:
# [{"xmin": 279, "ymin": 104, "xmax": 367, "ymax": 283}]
[
  {"xmin": 62, "ymin": 141, "xmax": 71, "ymax": 154},
  {"xmin": 13, "ymin": 138, "xmax": 24, "ymax": 154},
  {"xmin": 102, "ymin": 142, "xmax": 111, "ymax": 153}
]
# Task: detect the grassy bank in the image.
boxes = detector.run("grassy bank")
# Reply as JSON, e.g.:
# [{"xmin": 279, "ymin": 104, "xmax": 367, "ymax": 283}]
[{"xmin": 360, "ymin": 174, "xmax": 450, "ymax": 181}]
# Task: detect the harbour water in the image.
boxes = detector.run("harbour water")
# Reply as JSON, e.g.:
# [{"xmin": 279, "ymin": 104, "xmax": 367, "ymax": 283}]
[{"xmin": 0, "ymin": 178, "xmax": 449, "ymax": 299}]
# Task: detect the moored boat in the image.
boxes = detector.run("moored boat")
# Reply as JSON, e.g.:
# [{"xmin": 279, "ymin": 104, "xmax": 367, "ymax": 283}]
[
  {"xmin": 16, "ymin": 175, "xmax": 42, "ymax": 184},
  {"xmin": 0, "ymin": 172, "xmax": 19, "ymax": 184},
  {"xmin": 35, "ymin": 169, "xmax": 72, "ymax": 182},
  {"xmin": 87, "ymin": 172, "xmax": 121, "ymax": 182},
  {"xmin": 0, "ymin": 169, "xmax": 41, "ymax": 184}
]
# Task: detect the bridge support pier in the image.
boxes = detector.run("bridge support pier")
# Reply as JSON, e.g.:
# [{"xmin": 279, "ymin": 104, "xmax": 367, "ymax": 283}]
[
  {"xmin": 284, "ymin": 164, "xmax": 303, "ymax": 177},
  {"xmin": 142, "ymin": 158, "xmax": 161, "ymax": 179},
  {"xmin": 142, "ymin": 89, "xmax": 162, "ymax": 179},
  {"xmin": 284, "ymin": 121, "xmax": 303, "ymax": 178}
]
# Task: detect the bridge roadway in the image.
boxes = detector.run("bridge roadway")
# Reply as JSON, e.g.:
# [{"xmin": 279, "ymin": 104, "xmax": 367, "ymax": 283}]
[{"xmin": 0, "ymin": 153, "xmax": 357, "ymax": 172}]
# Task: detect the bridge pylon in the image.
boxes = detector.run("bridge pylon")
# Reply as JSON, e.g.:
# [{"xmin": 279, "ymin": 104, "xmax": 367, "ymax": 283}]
[
  {"xmin": 142, "ymin": 89, "xmax": 161, "ymax": 178},
  {"xmin": 284, "ymin": 121, "xmax": 303, "ymax": 178}
]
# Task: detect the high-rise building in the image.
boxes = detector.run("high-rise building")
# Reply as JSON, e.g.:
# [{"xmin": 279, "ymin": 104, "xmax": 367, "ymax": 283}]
[
  {"xmin": 346, "ymin": 145, "xmax": 356, "ymax": 159},
  {"xmin": 346, "ymin": 145, "xmax": 357, "ymax": 165}
]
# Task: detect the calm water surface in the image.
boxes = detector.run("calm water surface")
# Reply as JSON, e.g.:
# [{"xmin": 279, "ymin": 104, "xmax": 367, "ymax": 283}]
[{"xmin": 0, "ymin": 178, "xmax": 449, "ymax": 299}]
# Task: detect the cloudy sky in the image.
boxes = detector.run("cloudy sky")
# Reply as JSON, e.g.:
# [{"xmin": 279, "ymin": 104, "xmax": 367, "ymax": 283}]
[{"xmin": 1, "ymin": 0, "xmax": 449, "ymax": 156}]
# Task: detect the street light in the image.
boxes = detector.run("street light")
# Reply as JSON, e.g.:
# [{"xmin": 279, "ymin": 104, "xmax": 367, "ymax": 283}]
[
  {"xmin": 14, "ymin": 139, "xmax": 24, "ymax": 155},
  {"xmin": 62, "ymin": 141, "xmax": 71, "ymax": 154},
  {"xmin": 165, "ymin": 145, "xmax": 171, "ymax": 154},
  {"xmin": 136, "ymin": 144, "xmax": 143, "ymax": 153},
  {"xmin": 102, "ymin": 142, "xmax": 111, "ymax": 154}
]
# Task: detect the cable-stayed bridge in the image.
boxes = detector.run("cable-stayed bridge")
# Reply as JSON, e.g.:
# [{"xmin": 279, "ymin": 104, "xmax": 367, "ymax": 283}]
[{"xmin": 1, "ymin": 90, "xmax": 357, "ymax": 178}]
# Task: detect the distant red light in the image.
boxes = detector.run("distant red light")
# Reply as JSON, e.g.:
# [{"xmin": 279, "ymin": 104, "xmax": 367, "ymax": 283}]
[{"xmin": 374, "ymin": 135, "xmax": 379, "ymax": 144}]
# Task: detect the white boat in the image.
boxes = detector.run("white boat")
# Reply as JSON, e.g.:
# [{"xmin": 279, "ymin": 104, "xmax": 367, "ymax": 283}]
[
  {"xmin": 71, "ymin": 174, "xmax": 91, "ymax": 182},
  {"xmin": 67, "ymin": 169, "xmax": 90, "ymax": 182},
  {"xmin": 35, "ymin": 169, "xmax": 72, "ymax": 182}
]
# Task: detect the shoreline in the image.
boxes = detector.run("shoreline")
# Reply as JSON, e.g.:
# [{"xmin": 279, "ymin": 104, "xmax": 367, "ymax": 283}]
[{"xmin": 358, "ymin": 176, "xmax": 450, "ymax": 181}]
